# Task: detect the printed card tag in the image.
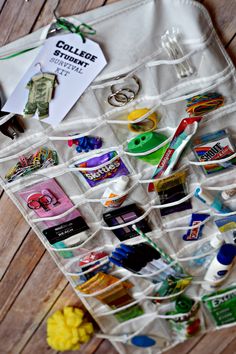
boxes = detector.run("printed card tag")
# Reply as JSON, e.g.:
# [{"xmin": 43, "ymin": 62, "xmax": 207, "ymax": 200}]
[{"xmin": 3, "ymin": 33, "xmax": 107, "ymax": 126}]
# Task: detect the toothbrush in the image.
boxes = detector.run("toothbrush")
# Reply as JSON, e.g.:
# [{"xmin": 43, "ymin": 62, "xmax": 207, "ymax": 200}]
[{"xmin": 148, "ymin": 117, "xmax": 201, "ymax": 192}]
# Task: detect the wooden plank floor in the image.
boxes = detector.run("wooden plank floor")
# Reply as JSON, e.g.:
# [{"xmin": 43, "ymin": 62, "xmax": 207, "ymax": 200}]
[{"xmin": 0, "ymin": 0, "xmax": 236, "ymax": 353}]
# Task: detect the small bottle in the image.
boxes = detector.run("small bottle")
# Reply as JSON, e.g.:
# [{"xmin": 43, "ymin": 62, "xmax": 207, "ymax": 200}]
[
  {"xmin": 102, "ymin": 176, "xmax": 129, "ymax": 208},
  {"xmin": 203, "ymin": 244, "xmax": 236, "ymax": 290},
  {"xmin": 190, "ymin": 234, "xmax": 224, "ymax": 268},
  {"xmin": 195, "ymin": 187, "xmax": 232, "ymax": 214}
]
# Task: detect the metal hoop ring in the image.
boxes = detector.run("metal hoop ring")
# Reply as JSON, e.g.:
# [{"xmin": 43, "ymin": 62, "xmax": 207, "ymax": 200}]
[
  {"xmin": 107, "ymin": 75, "xmax": 141, "ymax": 107},
  {"xmin": 114, "ymin": 88, "xmax": 135, "ymax": 103},
  {"xmin": 110, "ymin": 75, "xmax": 141, "ymax": 96},
  {"xmin": 108, "ymin": 89, "xmax": 134, "ymax": 107}
]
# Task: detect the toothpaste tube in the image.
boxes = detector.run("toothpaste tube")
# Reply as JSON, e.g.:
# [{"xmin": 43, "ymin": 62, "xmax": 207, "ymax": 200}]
[
  {"xmin": 183, "ymin": 213, "xmax": 210, "ymax": 241},
  {"xmin": 148, "ymin": 117, "xmax": 202, "ymax": 192},
  {"xmin": 71, "ymin": 151, "xmax": 129, "ymax": 187}
]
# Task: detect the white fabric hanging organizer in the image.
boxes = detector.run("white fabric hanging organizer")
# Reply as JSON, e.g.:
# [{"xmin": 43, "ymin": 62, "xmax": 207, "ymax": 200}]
[{"xmin": 1, "ymin": 0, "xmax": 236, "ymax": 353}]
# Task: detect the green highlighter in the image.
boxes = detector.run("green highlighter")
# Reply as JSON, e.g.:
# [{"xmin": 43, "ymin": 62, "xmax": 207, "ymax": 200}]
[{"xmin": 127, "ymin": 132, "xmax": 169, "ymax": 165}]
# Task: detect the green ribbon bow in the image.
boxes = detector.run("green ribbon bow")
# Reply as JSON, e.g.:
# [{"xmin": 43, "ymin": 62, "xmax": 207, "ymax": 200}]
[{"xmin": 56, "ymin": 18, "xmax": 96, "ymax": 43}]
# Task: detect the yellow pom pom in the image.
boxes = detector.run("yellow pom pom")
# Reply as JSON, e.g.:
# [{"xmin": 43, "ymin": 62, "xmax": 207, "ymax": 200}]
[
  {"xmin": 47, "ymin": 307, "xmax": 93, "ymax": 351},
  {"xmin": 74, "ymin": 308, "xmax": 84, "ymax": 318},
  {"xmin": 83, "ymin": 322, "xmax": 94, "ymax": 334},
  {"xmin": 71, "ymin": 343, "xmax": 81, "ymax": 350},
  {"xmin": 63, "ymin": 307, "xmax": 73, "ymax": 316},
  {"xmin": 80, "ymin": 334, "xmax": 90, "ymax": 343}
]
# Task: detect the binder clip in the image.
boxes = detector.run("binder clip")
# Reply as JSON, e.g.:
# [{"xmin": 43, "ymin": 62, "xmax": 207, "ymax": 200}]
[{"xmin": 0, "ymin": 111, "xmax": 24, "ymax": 139}]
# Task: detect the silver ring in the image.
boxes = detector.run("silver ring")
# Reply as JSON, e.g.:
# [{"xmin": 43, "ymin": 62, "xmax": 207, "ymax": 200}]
[
  {"xmin": 107, "ymin": 75, "xmax": 141, "ymax": 107},
  {"xmin": 108, "ymin": 89, "xmax": 135, "ymax": 107}
]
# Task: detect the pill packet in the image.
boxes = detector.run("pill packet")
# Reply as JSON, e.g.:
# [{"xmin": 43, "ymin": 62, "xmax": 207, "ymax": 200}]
[{"xmin": 192, "ymin": 129, "xmax": 236, "ymax": 175}]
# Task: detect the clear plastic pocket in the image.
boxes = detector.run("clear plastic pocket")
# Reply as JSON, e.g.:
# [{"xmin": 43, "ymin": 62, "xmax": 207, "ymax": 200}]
[
  {"xmin": 0, "ymin": 139, "xmax": 60, "ymax": 184},
  {"xmin": 160, "ymin": 73, "xmax": 236, "ymax": 129},
  {"xmin": 105, "ymin": 101, "xmax": 165, "ymax": 146},
  {"xmin": 176, "ymin": 235, "xmax": 222, "ymax": 277},
  {"xmin": 187, "ymin": 109, "xmax": 236, "ymax": 181},
  {"xmin": 149, "ymin": 37, "xmax": 230, "ymax": 99},
  {"xmin": 140, "ymin": 167, "xmax": 198, "ymax": 223},
  {"xmin": 63, "ymin": 88, "xmax": 104, "ymax": 122},
  {"xmin": 92, "ymin": 66, "xmax": 159, "ymax": 116},
  {"xmin": 12, "ymin": 173, "xmax": 99, "ymax": 249},
  {"xmin": 72, "ymin": 177, "xmax": 153, "ymax": 227},
  {"xmin": 69, "ymin": 148, "xmax": 134, "ymax": 192},
  {"xmin": 49, "ymin": 120, "xmax": 119, "ymax": 162},
  {"xmin": 163, "ymin": 212, "xmax": 217, "ymax": 255},
  {"xmin": 98, "ymin": 313, "xmax": 171, "ymax": 354},
  {"xmin": 0, "ymin": 114, "xmax": 47, "ymax": 152}
]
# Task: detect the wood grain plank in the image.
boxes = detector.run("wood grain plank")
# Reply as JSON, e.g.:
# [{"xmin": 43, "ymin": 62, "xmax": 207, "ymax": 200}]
[
  {"xmin": 221, "ymin": 335, "xmax": 236, "ymax": 354},
  {"xmin": 95, "ymin": 339, "xmax": 119, "ymax": 354},
  {"xmin": 33, "ymin": 0, "xmax": 107, "ymax": 32},
  {"xmin": 186, "ymin": 327, "xmax": 236, "ymax": 354},
  {"xmin": 0, "ymin": 252, "xmax": 67, "ymax": 354},
  {"xmin": 21, "ymin": 284, "xmax": 79, "ymax": 354},
  {"xmin": 0, "ymin": 193, "xmax": 30, "ymax": 279},
  {"xmin": 227, "ymin": 36, "xmax": 236, "ymax": 66},
  {"xmin": 0, "ymin": 0, "xmax": 46, "ymax": 46},
  {"xmin": 104, "ymin": 0, "xmax": 119, "ymax": 4},
  {"xmin": 164, "ymin": 335, "xmax": 205, "ymax": 354},
  {"xmin": 203, "ymin": 0, "xmax": 236, "ymax": 44},
  {"xmin": 0, "ymin": 2, "xmax": 235, "ymax": 354},
  {"xmin": 0, "ymin": 230, "xmax": 45, "ymax": 323},
  {"xmin": 56, "ymin": 0, "xmax": 107, "ymax": 17},
  {"xmin": 21, "ymin": 283, "xmax": 102, "ymax": 354},
  {"xmin": 0, "ymin": 0, "xmax": 6, "ymax": 13}
]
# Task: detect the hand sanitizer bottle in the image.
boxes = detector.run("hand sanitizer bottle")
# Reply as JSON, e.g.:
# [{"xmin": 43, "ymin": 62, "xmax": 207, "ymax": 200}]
[{"xmin": 102, "ymin": 176, "xmax": 129, "ymax": 208}]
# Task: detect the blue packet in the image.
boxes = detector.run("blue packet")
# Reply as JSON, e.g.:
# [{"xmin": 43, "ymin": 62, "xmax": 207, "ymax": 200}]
[{"xmin": 183, "ymin": 213, "xmax": 210, "ymax": 241}]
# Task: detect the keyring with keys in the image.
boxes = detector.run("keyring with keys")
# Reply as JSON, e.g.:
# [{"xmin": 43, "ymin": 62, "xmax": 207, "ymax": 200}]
[{"xmin": 107, "ymin": 75, "xmax": 141, "ymax": 107}]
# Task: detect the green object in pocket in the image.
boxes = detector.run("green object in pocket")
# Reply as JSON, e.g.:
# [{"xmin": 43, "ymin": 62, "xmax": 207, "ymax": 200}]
[
  {"xmin": 127, "ymin": 132, "xmax": 169, "ymax": 165},
  {"xmin": 202, "ymin": 285, "xmax": 236, "ymax": 326}
]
